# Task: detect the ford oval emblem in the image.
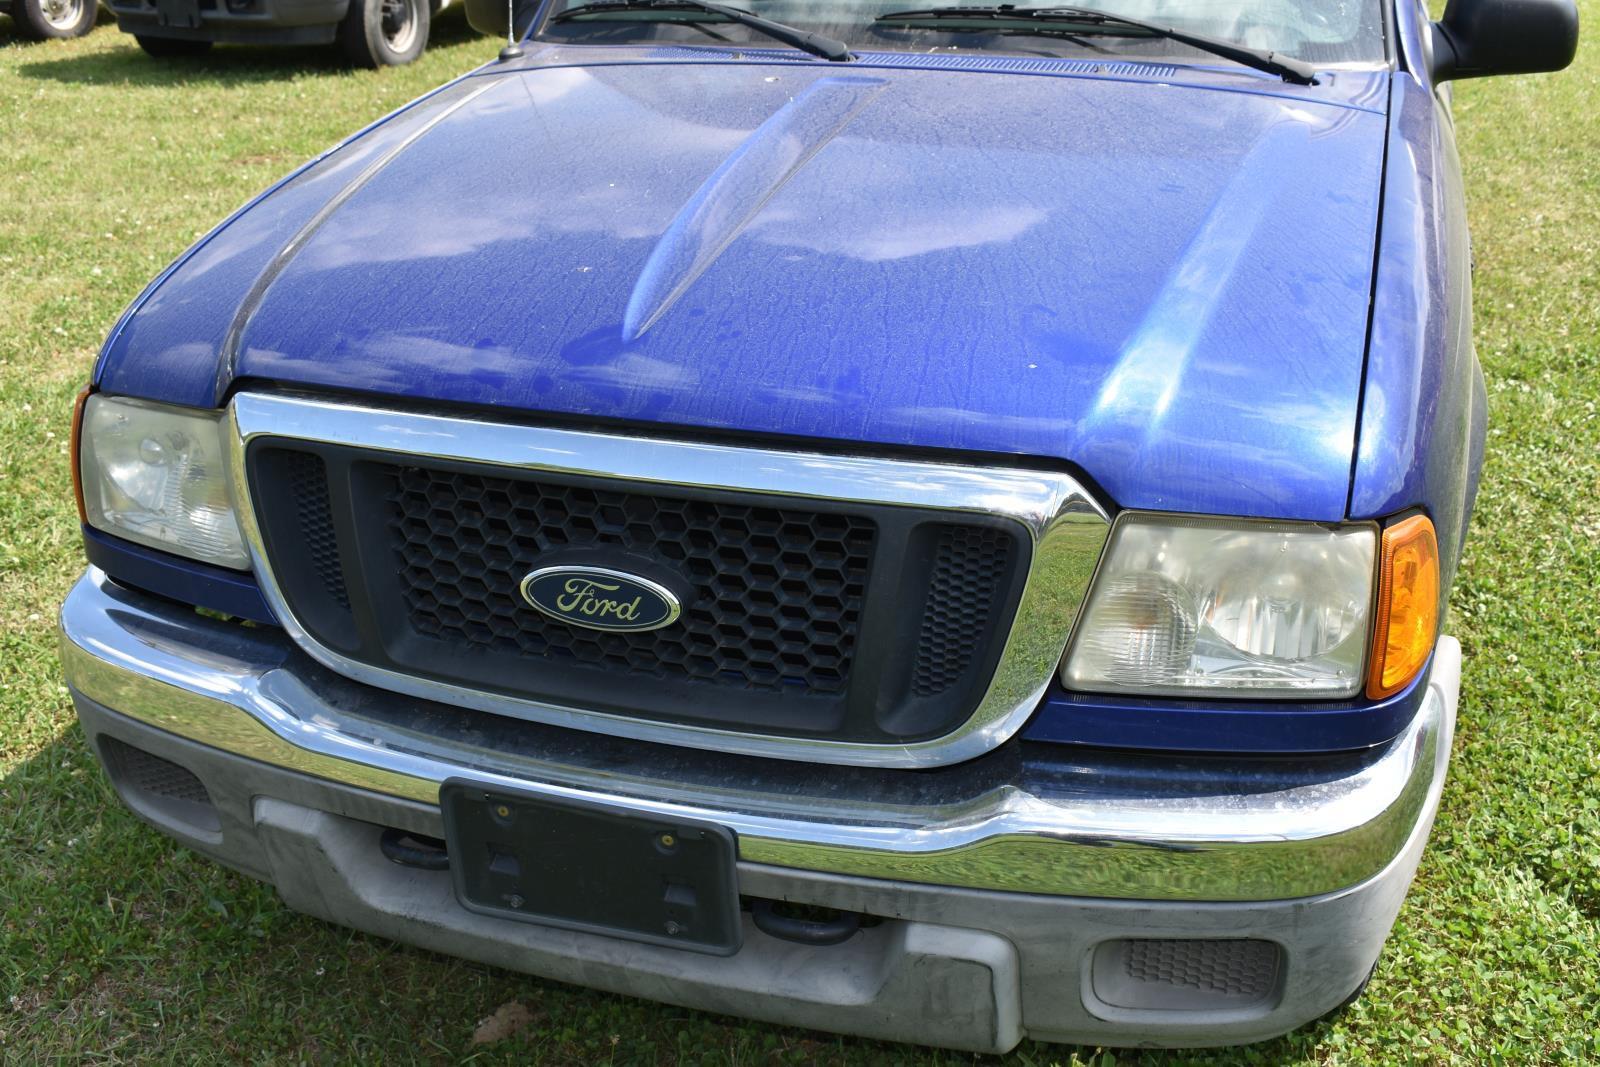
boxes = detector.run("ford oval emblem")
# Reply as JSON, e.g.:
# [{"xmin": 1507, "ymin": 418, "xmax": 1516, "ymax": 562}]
[{"xmin": 519, "ymin": 566, "xmax": 682, "ymax": 633}]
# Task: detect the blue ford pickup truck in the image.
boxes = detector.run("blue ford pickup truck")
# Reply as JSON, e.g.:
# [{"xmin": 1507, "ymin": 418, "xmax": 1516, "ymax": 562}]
[{"xmin": 60, "ymin": 0, "xmax": 1577, "ymax": 1051}]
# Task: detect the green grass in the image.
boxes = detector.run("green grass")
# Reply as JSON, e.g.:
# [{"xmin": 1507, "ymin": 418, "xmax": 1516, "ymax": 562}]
[{"xmin": 2, "ymin": 10, "xmax": 1597, "ymax": 1063}]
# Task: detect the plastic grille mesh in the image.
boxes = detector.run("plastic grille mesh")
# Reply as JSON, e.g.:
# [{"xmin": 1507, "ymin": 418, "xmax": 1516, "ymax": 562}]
[
  {"xmin": 382, "ymin": 464, "xmax": 877, "ymax": 694},
  {"xmin": 282, "ymin": 451, "xmax": 349, "ymax": 610},
  {"xmin": 101, "ymin": 737, "xmax": 212, "ymax": 806},
  {"xmin": 911, "ymin": 525, "xmax": 1014, "ymax": 697},
  {"xmin": 1123, "ymin": 939, "xmax": 1279, "ymax": 999}
]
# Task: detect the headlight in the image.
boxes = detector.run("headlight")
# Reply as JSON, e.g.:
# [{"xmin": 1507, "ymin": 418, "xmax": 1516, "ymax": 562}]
[
  {"xmin": 78, "ymin": 395, "xmax": 248, "ymax": 570},
  {"xmin": 1061, "ymin": 514, "xmax": 1376, "ymax": 698}
]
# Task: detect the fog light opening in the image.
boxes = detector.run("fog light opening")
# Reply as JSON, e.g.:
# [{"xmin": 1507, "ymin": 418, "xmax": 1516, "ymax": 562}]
[
  {"xmin": 1089, "ymin": 938, "xmax": 1283, "ymax": 1015},
  {"xmin": 99, "ymin": 736, "xmax": 221, "ymax": 836}
]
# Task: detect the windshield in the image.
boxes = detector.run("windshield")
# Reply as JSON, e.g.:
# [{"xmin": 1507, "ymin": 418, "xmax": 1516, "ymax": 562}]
[{"xmin": 534, "ymin": 0, "xmax": 1386, "ymax": 66}]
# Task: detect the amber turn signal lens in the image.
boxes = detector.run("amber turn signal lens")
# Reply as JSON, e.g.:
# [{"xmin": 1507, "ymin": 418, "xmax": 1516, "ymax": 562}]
[
  {"xmin": 1367, "ymin": 514, "xmax": 1440, "ymax": 699},
  {"xmin": 70, "ymin": 383, "xmax": 93, "ymax": 524}
]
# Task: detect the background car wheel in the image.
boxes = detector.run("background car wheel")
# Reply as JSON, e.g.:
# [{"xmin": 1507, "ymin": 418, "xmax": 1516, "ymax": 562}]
[
  {"xmin": 12, "ymin": 0, "xmax": 98, "ymax": 39},
  {"xmin": 336, "ymin": 0, "xmax": 428, "ymax": 67},
  {"xmin": 135, "ymin": 35, "xmax": 214, "ymax": 57}
]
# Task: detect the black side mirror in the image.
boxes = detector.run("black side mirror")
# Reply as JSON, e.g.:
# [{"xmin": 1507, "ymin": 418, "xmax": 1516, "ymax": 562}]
[
  {"xmin": 1431, "ymin": 0, "xmax": 1579, "ymax": 81},
  {"xmin": 466, "ymin": 0, "xmax": 539, "ymax": 39}
]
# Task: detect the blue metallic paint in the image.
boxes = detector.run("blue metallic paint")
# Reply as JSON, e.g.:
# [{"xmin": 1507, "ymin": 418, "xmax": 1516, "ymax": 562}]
[
  {"xmin": 98, "ymin": 54, "xmax": 1387, "ymax": 524},
  {"xmin": 82, "ymin": 526, "xmax": 279, "ymax": 625},
  {"xmin": 1023, "ymin": 659, "xmax": 1431, "ymax": 754},
  {"xmin": 88, "ymin": 40, "xmax": 1483, "ymax": 755},
  {"xmin": 1349, "ymin": 24, "xmax": 1484, "ymax": 602},
  {"xmin": 621, "ymin": 73, "xmax": 890, "ymax": 341},
  {"xmin": 94, "ymin": 77, "xmax": 479, "ymax": 407}
]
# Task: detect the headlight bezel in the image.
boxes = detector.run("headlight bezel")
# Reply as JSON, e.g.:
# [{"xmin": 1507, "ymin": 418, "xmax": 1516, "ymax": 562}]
[
  {"xmin": 1059, "ymin": 511, "xmax": 1382, "ymax": 701},
  {"xmin": 77, "ymin": 393, "xmax": 250, "ymax": 571}
]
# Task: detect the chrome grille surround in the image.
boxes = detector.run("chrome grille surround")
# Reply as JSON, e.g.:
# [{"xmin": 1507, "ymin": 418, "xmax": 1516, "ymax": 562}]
[{"xmin": 224, "ymin": 391, "xmax": 1110, "ymax": 768}]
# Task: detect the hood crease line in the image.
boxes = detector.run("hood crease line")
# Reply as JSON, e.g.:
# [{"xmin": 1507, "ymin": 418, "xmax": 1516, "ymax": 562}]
[
  {"xmin": 622, "ymin": 75, "xmax": 888, "ymax": 341},
  {"xmin": 214, "ymin": 79, "xmax": 502, "ymax": 401}
]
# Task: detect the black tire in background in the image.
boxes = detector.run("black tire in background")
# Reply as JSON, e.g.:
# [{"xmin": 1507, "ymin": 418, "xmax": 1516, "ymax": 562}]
[
  {"xmin": 336, "ymin": 0, "xmax": 428, "ymax": 67},
  {"xmin": 11, "ymin": 0, "xmax": 97, "ymax": 39},
  {"xmin": 135, "ymin": 34, "xmax": 214, "ymax": 56}
]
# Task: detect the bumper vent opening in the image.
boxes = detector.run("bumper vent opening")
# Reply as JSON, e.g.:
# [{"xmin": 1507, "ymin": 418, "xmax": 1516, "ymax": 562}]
[
  {"xmin": 1090, "ymin": 938, "xmax": 1282, "ymax": 1013},
  {"xmin": 99, "ymin": 737, "xmax": 221, "ymax": 835}
]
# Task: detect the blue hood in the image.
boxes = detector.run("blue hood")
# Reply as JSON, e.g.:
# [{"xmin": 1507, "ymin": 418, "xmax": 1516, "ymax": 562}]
[{"xmin": 98, "ymin": 53, "xmax": 1389, "ymax": 520}]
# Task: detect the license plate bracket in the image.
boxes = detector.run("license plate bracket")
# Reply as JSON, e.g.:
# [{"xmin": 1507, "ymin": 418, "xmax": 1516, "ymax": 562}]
[{"xmin": 440, "ymin": 780, "xmax": 742, "ymax": 955}]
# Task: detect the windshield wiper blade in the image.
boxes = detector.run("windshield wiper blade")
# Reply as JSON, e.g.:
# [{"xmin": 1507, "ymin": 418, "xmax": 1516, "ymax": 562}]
[
  {"xmin": 551, "ymin": 0, "xmax": 853, "ymax": 61},
  {"xmin": 874, "ymin": 4, "xmax": 1316, "ymax": 83}
]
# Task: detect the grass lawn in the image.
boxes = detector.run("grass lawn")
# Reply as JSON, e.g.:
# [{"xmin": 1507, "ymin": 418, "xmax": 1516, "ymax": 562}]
[{"xmin": 2, "ymin": 8, "xmax": 1597, "ymax": 1063}]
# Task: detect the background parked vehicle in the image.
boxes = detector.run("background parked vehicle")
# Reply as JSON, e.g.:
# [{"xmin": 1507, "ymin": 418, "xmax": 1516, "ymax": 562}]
[
  {"xmin": 3, "ymin": 0, "xmax": 99, "ymax": 39},
  {"xmin": 102, "ymin": 0, "xmax": 449, "ymax": 65}
]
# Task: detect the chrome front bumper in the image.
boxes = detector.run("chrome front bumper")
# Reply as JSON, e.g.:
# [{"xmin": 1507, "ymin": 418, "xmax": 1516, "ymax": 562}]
[{"xmin": 60, "ymin": 567, "xmax": 1460, "ymax": 902}]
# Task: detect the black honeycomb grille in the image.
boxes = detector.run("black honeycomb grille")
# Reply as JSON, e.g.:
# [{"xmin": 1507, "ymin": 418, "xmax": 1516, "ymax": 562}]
[
  {"xmin": 911, "ymin": 526, "xmax": 1014, "ymax": 697},
  {"xmin": 283, "ymin": 451, "xmax": 349, "ymax": 610},
  {"xmin": 382, "ymin": 465, "xmax": 876, "ymax": 694},
  {"xmin": 247, "ymin": 439, "xmax": 1032, "ymax": 744}
]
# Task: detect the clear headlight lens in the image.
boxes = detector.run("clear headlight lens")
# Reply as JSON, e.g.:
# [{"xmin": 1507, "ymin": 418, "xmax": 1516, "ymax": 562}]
[
  {"xmin": 1062, "ymin": 514, "xmax": 1376, "ymax": 698},
  {"xmin": 79, "ymin": 395, "xmax": 248, "ymax": 570}
]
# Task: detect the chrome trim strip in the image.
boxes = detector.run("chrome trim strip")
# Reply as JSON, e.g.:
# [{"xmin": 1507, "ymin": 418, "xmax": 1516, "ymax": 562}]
[
  {"xmin": 60, "ymin": 569, "xmax": 1458, "ymax": 900},
  {"xmin": 222, "ymin": 391, "xmax": 1111, "ymax": 768}
]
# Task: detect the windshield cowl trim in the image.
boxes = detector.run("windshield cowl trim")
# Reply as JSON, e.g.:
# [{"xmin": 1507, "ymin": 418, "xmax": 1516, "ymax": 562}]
[{"xmin": 483, "ymin": 43, "xmax": 1390, "ymax": 112}]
